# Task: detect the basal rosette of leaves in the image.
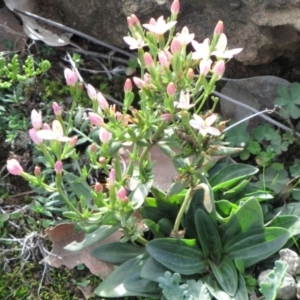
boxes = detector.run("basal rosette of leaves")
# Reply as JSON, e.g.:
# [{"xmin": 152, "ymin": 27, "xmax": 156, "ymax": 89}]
[{"xmin": 6, "ymin": 0, "xmax": 300, "ymax": 299}]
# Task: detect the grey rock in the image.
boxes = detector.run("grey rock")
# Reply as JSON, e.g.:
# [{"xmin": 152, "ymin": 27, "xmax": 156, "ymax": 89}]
[
  {"xmin": 36, "ymin": 0, "xmax": 300, "ymax": 65},
  {"xmin": 279, "ymin": 249, "xmax": 300, "ymax": 277}
]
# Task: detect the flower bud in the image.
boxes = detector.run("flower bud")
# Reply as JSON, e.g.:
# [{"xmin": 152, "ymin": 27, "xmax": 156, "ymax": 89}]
[
  {"xmin": 115, "ymin": 111, "xmax": 123, "ymax": 120},
  {"xmin": 108, "ymin": 168, "xmax": 115, "ymax": 186},
  {"xmin": 64, "ymin": 68, "xmax": 78, "ymax": 86},
  {"xmin": 43, "ymin": 123, "xmax": 51, "ymax": 130},
  {"xmin": 127, "ymin": 14, "xmax": 140, "ymax": 27},
  {"xmin": 52, "ymin": 102, "xmax": 61, "ymax": 116},
  {"xmin": 170, "ymin": 37, "xmax": 181, "ymax": 54},
  {"xmin": 87, "ymin": 84, "xmax": 97, "ymax": 101},
  {"xmin": 31, "ymin": 109, "xmax": 42, "ymax": 130},
  {"xmin": 29, "ymin": 128, "xmax": 43, "ymax": 145},
  {"xmin": 124, "ymin": 79, "xmax": 132, "ymax": 93},
  {"xmin": 200, "ymin": 59, "xmax": 212, "ymax": 76},
  {"xmin": 186, "ymin": 68, "xmax": 195, "ymax": 79},
  {"xmin": 34, "ymin": 166, "xmax": 41, "ymax": 177},
  {"xmin": 54, "ymin": 161, "xmax": 63, "ymax": 174},
  {"xmin": 161, "ymin": 113, "xmax": 171, "ymax": 122},
  {"xmin": 7, "ymin": 159, "xmax": 24, "ymax": 175},
  {"xmin": 94, "ymin": 182, "xmax": 103, "ymax": 193},
  {"xmin": 99, "ymin": 127, "xmax": 112, "ymax": 143},
  {"xmin": 166, "ymin": 82, "xmax": 176, "ymax": 96},
  {"xmin": 158, "ymin": 51, "xmax": 170, "ymax": 69},
  {"xmin": 214, "ymin": 21, "xmax": 224, "ymax": 35},
  {"xmin": 98, "ymin": 156, "xmax": 106, "ymax": 164},
  {"xmin": 97, "ymin": 92, "xmax": 109, "ymax": 110},
  {"xmin": 171, "ymin": 0, "xmax": 180, "ymax": 14},
  {"xmin": 88, "ymin": 112, "xmax": 104, "ymax": 126},
  {"xmin": 133, "ymin": 77, "xmax": 146, "ymax": 89},
  {"xmin": 69, "ymin": 136, "xmax": 78, "ymax": 147},
  {"xmin": 90, "ymin": 143, "xmax": 97, "ymax": 153},
  {"xmin": 117, "ymin": 187, "xmax": 127, "ymax": 202},
  {"xmin": 144, "ymin": 52, "xmax": 154, "ymax": 67},
  {"xmin": 213, "ymin": 60, "xmax": 225, "ymax": 79}
]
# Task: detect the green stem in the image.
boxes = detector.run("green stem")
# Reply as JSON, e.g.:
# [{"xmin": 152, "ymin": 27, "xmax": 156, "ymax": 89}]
[
  {"xmin": 135, "ymin": 235, "xmax": 148, "ymax": 245},
  {"xmin": 173, "ymin": 187, "xmax": 195, "ymax": 232}
]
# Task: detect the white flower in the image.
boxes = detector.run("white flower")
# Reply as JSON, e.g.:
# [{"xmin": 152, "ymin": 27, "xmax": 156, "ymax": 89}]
[
  {"xmin": 174, "ymin": 91, "xmax": 195, "ymax": 110},
  {"xmin": 189, "ymin": 114, "xmax": 220, "ymax": 136}
]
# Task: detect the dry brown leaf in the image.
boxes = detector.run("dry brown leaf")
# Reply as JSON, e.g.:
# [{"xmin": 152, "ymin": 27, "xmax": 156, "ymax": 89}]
[
  {"xmin": 77, "ymin": 285, "xmax": 94, "ymax": 300},
  {"xmin": 42, "ymin": 223, "xmax": 122, "ymax": 278}
]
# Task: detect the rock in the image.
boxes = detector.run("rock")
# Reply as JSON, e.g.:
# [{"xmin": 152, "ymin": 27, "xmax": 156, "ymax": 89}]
[
  {"xmin": 219, "ymin": 76, "xmax": 291, "ymax": 130},
  {"xmin": 16, "ymin": 0, "xmax": 300, "ymax": 66},
  {"xmin": 279, "ymin": 249, "xmax": 300, "ymax": 277},
  {"xmin": 258, "ymin": 269, "xmax": 297, "ymax": 300}
]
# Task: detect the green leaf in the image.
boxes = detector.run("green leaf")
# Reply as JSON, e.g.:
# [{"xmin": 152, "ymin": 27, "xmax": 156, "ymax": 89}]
[
  {"xmin": 91, "ymin": 242, "xmax": 145, "ymax": 264},
  {"xmin": 95, "ymin": 254, "xmax": 160, "ymax": 298},
  {"xmin": 219, "ymin": 198, "xmax": 264, "ymax": 240},
  {"xmin": 195, "ymin": 209, "xmax": 222, "ymax": 260},
  {"xmin": 140, "ymin": 257, "xmax": 170, "ymax": 282},
  {"xmin": 224, "ymin": 227, "xmax": 290, "ymax": 267},
  {"xmin": 146, "ymin": 238, "xmax": 206, "ymax": 275},
  {"xmin": 129, "ymin": 179, "xmax": 153, "ymax": 209},
  {"xmin": 225, "ymin": 122, "xmax": 250, "ymax": 147},
  {"xmin": 64, "ymin": 225, "xmax": 118, "ymax": 251},
  {"xmin": 267, "ymin": 215, "xmax": 300, "ymax": 237},
  {"xmin": 143, "ymin": 219, "xmax": 166, "ymax": 238},
  {"xmin": 259, "ymin": 260, "xmax": 288, "ymax": 300},
  {"xmin": 223, "ymin": 180, "xmax": 249, "ymax": 199},
  {"xmin": 209, "ymin": 164, "xmax": 258, "ymax": 192},
  {"xmin": 209, "ymin": 256, "xmax": 238, "ymax": 296}
]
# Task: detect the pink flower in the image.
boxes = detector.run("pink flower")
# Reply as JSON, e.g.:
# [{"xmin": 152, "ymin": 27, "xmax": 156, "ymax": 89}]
[
  {"xmin": 191, "ymin": 38, "xmax": 210, "ymax": 60},
  {"xmin": 64, "ymin": 68, "xmax": 78, "ymax": 86},
  {"xmin": 171, "ymin": 0, "xmax": 180, "ymax": 14},
  {"xmin": 99, "ymin": 127, "xmax": 112, "ymax": 143},
  {"xmin": 94, "ymin": 182, "xmax": 103, "ymax": 193},
  {"xmin": 158, "ymin": 51, "xmax": 171, "ymax": 68},
  {"xmin": 214, "ymin": 21, "xmax": 224, "ymax": 35},
  {"xmin": 124, "ymin": 79, "xmax": 132, "ymax": 92},
  {"xmin": 117, "ymin": 187, "xmax": 127, "ymax": 201},
  {"xmin": 189, "ymin": 114, "xmax": 221, "ymax": 136},
  {"xmin": 176, "ymin": 26, "xmax": 195, "ymax": 46},
  {"xmin": 43, "ymin": 123, "xmax": 51, "ymax": 130},
  {"xmin": 166, "ymin": 82, "xmax": 176, "ymax": 96},
  {"xmin": 87, "ymin": 84, "xmax": 97, "ymax": 101},
  {"xmin": 31, "ymin": 109, "xmax": 42, "ymax": 130},
  {"xmin": 170, "ymin": 37, "xmax": 181, "ymax": 54},
  {"xmin": 108, "ymin": 168, "xmax": 115, "ymax": 186},
  {"xmin": 211, "ymin": 33, "xmax": 243, "ymax": 58},
  {"xmin": 97, "ymin": 92, "xmax": 109, "ymax": 110},
  {"xmin": 88, "ymin": 112, "xmax": 104, "ymax": 126},
  {"xmin": 29, "ymin": 128, "xmax": 43, "ymax": 145},
  {"xmin": 127, "ymin": 14, "xmax": 140, "ymax": 27},
  {"xmin": 69, "ymin": 136, "xmax": 78, "ymax": 147},
  {"xmin": 37, "ymin": 120, "xmax": 71, "ymax": 142},
  {"xmin": 133, "ymin": 77, "xmax": 147, "ymax": 89},
  {"xmin": 213, "ymin": 60, "xmax": 225, "ymax": 79},
  {"xmin": 186, "ymin": 68, "xmax": 195, "ymax": 79},
  {"xmin": 34, "ymin": 166, "xmax": 41, "ymax": 177},
  {"xmin": 52, "ymin": 102, "xmax": 61, "ymax": 116},
  {"xmin": 7, "ymin": 159, "xmax": 24, "ymax": 175},
  {"xmin": 54, "ymin": 161, "xmax": 63, "ymax": 174},
  {"xmin": 143, "ymin": 16, "xmax": 177, "ymax": 35},
  {"xmin": 123, "ymin": 36, "xmax": 146, "ymax": 50},
  {"xmin": 199, "ymin": 58, "xmax": 212, "ymax": 76},
  {"xmin": 174, "ymin": 91, "xmax": 194, "ymax": 110}
]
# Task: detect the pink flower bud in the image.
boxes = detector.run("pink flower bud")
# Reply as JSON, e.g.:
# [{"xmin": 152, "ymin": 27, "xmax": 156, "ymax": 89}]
[
  {"xmin": 186, "ymin": 68, "xmax": 195, "ymax": 79},
  {"xmin": 90, "ymin": 143, "xmax": 97, "ymax": 153},
  {"xmin": 99, "ymin": 127, "xmax": 112, "ymax": 143},
  {"xmin": 133, "ymin": 77, "xmax": 146, "ymax": 89},
  {"xmin": 7, "ymin": 159, "xmax": 24, "ymax": 175},
  {"xmin": 88, "ymin": 112, "xmax": 104, "ymax": 126},
  {"xmin": 29, "ymin": 128, "xmax": 43, "ymax": 145},
  {"xmin": 108, "ymin": 168, "xmax": 115, "ymax": 186},
  {"xmin": 34, "ymin": 166, "xmax": 41, "ymax": 177},
  {"xmin": 87, "ymin": 84, "xmax": 97, "ymax": 101},
  {"xmin": 144, "ymin": 52, "xmax": 154, "ymax": 67},
  {"xmin": 31, "ymin": 109, "xmax": 42, "ymax": 130},
  {"xmin": 170, "ymin": 37, "xmax": 181, "ymax": 54},
  {"xmin": 158, "ymin": 51, "xmax": 170, "ymax": 68},
  {"xmin": 200, "ymin": 59, "xmax": 212, "ymax": 76},
  {"xmin": 115, "ymin": 111, "xmax": 123, "ymax": 120},
  {"xmin": 54, "ymin": 161, "xmax": 63, "ymax": 174},
  {"xmin": 52, "ymin": 102, "xmax": 62, "ymax": 116},
  {"xmin": 64, "ymin": 68, "xmax": 78, "ymax": 86},
  {"xmin": 214, "ymin": 21, "xmax": 224, "ymax": 35},
  {"xmin": 166, "ymin": 82, "xmax": 176, "ymax": 96},
  {"xmin": 97, "ymin": 92, "xmax": 109, "ymax": 110},
  {"xmin": 124, "ymin": 79, "xmax": 132, "ymax": 92},
  {"xmin": 144, "ymin": 73, "xmax": 152, "ymax": 84},
  {"xmin": 69, "ymin": 136, "xmax": 78, "ymax": 147},
  {"xmin": 94, "ymin": 182, "xmax": 103, "ymax": 193},
  {"xmin": 127, "ymin": 16, "xmax": 135, "ymax": 27},
  {"xmin": 98, "ymin": 156, "xmax": 106, "ymax": 164},
  {"xmin": 43, "ymin": 123, "xmax": 51, "ymax": 130},
  {"xmin": 213, "ymin": 60, "xmax": 225, "ymax": 79},
  {"xmin": 161, "ymin": 113, "xmax": 171, "ymax": 122},
  {"xmin": 117, "ymin": 187, "xmax": 127, "ymax": 202},
  {"xmin": 127, "ymin": 14, "xmax": 140, "ymax": 27},
  {"xmin": 171, "ymin": 0, "xmax": 180, "ymax": 14}
]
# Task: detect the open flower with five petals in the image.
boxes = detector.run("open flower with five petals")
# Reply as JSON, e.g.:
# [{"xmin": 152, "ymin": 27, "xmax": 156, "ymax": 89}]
[
  {"xmin": 37, "ymin": 120, "xmax": 71, "ymax": 142},
  {"xmin": 143, "ymin": 16, "xmax": 176, "ymax": 35},
  {"xmin": 174, "ymin": 91, "xmax": 195, "ymax": 110},
  {"xmin": 191, "ymin": 38, "xmax": 210, "ymax": 60},
  {"xmin": 123, "ymin": 35, "xmax": 146, "ymax": 50},
  {"xmin": 189, "ymin": 114, "xmax": 220, "ymax": 136}
]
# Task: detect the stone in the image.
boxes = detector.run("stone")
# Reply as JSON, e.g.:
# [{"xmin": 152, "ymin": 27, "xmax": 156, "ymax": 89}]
[
  {"xmin": 13, "ymin": 0, "xmax": 300, "ymax": 66},
  {"xmin": 279, "ymin": 248, "xmax": 300, "ymax": 277}
]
